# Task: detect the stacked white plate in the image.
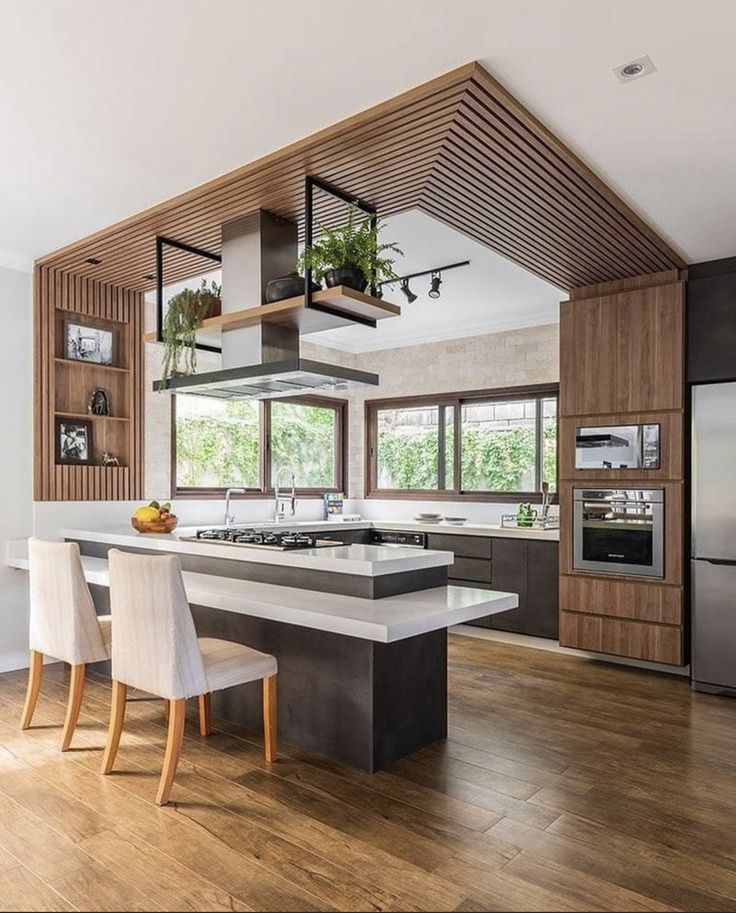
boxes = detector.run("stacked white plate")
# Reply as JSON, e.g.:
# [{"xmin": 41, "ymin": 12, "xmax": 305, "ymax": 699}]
[
  {"xmin": 413, "ymin": 512, "xmax": 443, "ymax": 524},
  {"xmin": 443, "ymin": 517, "xmax": 467, "ymax": 526}
]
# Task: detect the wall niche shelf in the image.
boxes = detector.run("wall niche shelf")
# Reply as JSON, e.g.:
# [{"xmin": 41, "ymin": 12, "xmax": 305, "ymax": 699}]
[
  {"xmin": 34, "ymin": 268, "xmax": 145, "ymax": 501},
  {"xmin": 54, "ymin": 357, "xmax": 131, "ymax": 375},
  {"xmin": 144, "ymin": 285, "xmax": 400, "ymax": 347}
]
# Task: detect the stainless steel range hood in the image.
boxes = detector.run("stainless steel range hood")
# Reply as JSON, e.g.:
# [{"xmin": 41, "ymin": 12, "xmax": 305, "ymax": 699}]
[
  {"xmin": 156, "ymin": 358, "xmax": 378, "ymax": 399},
  {"xmin": 154, "ymin": 210, "xmax": 379, "ymax": 399}
]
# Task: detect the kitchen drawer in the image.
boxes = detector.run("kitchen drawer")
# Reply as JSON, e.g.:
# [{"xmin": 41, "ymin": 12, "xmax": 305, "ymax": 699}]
[
  {"xmin": 559, "ymin": 611, "xmax": 683, "ymax": 665},
  {"xmin": 449, "ymin": 578, "xmax": 493, "ymax": 590},
  {"xmin": 451, "ymin": 556, "xmax": 492, "ymax": 584},
  {"xmin": 426, "ymin": 533, "xmax": 492, "ymax": 560},
  {"xmin": 560, "ymin": 575, "xmax": 682, "ymax": 625}
]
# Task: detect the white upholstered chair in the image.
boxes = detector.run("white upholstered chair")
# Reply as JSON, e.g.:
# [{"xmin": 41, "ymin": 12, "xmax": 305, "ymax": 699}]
[
  {"xmin": 101, "ymin": 549, "xmax": 278, "ymax": 806},
  {"xmin": 21, "ymin": 538, "xmax": 112, "ymax": 751}
]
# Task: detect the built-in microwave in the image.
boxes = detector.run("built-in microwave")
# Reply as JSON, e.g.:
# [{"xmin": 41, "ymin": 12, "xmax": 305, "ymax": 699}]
[
  {"xmin": 573, "ymin": 488, "xmax": 664, "ymax": 579},
  {"xmin": 575, "ymin": 423, "xmax": 660, "ymax": 470}
]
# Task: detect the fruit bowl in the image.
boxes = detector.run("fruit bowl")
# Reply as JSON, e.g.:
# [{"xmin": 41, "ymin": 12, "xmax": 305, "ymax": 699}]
[{"xmin": 131, "ymin": 515, "xmax": 178, "ymax": 534}]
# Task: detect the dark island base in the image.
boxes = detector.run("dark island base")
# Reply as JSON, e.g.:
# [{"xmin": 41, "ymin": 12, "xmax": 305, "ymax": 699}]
[
  {"xmin": 87, "ymin": 585, "xmax": 448, "ymax": 772},
  {"xmin": 192, "ymin": 605, "xmax": 448, "ymax": 772}
]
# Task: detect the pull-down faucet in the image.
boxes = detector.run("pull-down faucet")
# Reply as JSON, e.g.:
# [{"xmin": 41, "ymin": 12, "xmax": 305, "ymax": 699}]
[
  {"xmin": 224, "ymin": 488, "xmax": 245, "ymax": 527},
  {"xmin": 273, "ymin": 467, "xmax": 297, "ymax": 523}
]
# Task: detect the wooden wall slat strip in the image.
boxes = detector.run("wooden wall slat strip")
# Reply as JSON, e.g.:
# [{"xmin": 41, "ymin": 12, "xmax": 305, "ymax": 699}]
[{"xmin": 35, "ymin": 62, "xmax": 682, "ymax": 294}]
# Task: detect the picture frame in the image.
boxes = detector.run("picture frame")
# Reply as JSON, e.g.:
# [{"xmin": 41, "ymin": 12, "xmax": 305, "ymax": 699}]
[
  {"xmin": 64, "ymin": 319, "xmax": 117, "ymax": 366},
  {"xmin": 55, "ymin": 417, "xmax": 94, "ymax": 465}
]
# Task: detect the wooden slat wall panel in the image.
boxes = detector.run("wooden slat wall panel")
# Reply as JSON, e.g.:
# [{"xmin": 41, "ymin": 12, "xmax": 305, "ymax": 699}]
[
  {"xmin": 34, "ymin": 267, "xmax": 144, "ymax": 501},
  {"xmin": 35, "ymin": 62, "xmax": 683, "ymax": 294}
]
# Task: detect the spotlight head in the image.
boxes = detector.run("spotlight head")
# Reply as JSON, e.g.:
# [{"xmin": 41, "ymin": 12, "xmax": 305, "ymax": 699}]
[
  {"xmin": 428, "ymin": 271, "xmax": 442, "ymax": 299},
  {"xmin": 401, "ymin": 278, "xmax": 417, "ymax": 304}
]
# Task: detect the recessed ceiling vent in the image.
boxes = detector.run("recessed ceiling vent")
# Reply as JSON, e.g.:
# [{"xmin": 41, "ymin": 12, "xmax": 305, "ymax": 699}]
[{"xmin": 613, "ymin": 55, "xmax": 656, "ymax": 83}]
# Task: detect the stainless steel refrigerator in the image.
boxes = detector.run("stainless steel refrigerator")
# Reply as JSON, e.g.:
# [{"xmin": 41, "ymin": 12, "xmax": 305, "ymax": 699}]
[{"xmin": 692, "ymin": 382, "xmax": 736, "ymax": 694}]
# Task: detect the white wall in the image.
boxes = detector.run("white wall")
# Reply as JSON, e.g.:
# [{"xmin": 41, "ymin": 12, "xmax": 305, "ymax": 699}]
[{"xmin": 0, "ymin": 267, "xmax": 33, "ymax": 672}]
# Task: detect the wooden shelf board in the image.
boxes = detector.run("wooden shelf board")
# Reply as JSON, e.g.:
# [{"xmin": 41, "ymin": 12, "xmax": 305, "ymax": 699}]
[
  {"xmin": 143, "ymin": 286, "xmax": 400, "ymax": 343},
  {"xmin": 54, "ymin": 357, "xmax": 130, "ymax": 374},
  {"xmin": 55, "ymin": 411, "xmax": 130, "ymax": 423}
]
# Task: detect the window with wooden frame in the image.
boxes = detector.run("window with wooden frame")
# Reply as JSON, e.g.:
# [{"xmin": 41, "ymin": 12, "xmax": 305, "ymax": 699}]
[
  {"xmin": 173, "ymin": 394, "xmax": 347, "ymax": 498},
  {"xmin": 365, "ymin": 384, "xmax": 558, "ymax": 502}
]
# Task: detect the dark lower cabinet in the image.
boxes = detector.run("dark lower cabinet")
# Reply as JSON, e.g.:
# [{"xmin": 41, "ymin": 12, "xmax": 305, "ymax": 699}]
[
  {"xmin": 527, "ymin": 540, "xmax": 560, "ymax": 639},
  {"xmin": 487, "ymin": 539, "xmax": 528, "ymax": 633},
  {"xmin": 441, "ymin": 534, "xmax": 558, "ymax": 639}
]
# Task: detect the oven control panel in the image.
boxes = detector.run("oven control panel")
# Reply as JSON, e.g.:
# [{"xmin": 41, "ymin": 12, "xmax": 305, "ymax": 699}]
[{"xmin": 370, "ymin": 529, "xmax": 427, "ymax": 548}]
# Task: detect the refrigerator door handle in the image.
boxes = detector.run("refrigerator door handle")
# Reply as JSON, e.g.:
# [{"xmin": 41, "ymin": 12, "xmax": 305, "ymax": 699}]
[{"xmin": 698, "ymin": 557, "xmax": 736, "ymax": 567}]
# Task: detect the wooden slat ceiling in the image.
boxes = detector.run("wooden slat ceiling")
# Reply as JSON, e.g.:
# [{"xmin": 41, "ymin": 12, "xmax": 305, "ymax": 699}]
[{"xmin": 37, "ymin": 62, "xmax": 684, "ymax": 293}]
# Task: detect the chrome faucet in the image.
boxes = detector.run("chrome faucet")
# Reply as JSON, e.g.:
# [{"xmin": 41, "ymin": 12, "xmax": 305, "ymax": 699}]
[
  {"xmin": 224, "ymin": 488, "xmax": 245, "ymax": 527},
  {"xmin": 273, "ymin": 467, "xmax": 297, "ymax": 523}
]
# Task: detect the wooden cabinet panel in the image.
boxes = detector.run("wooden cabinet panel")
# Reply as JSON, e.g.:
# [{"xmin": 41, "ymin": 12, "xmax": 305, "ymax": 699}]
[
  {"xmin": 558, "ymin": 411, "xmax": 683, "ymax": 482},
  {"xmin": 488, "ymin": 539, "xmax": 528, "ymax": 634},
  {"xmin": 560, "ymin": 281, "xmax": 684, "ymax": 417},
  {"xmin": 559, "ymin": 611, "xmax": 683, "ymax": 665},
  {"xmin": 426, "ymin": 533, "xmax": 492, "ymax": 559},
  {"xmin": 560, "ymin": 575, "xmax": 682, "ymax": 625},
  {"xmin": 528, "ymin": 541, "xmax": 559, "ymax": 639}
]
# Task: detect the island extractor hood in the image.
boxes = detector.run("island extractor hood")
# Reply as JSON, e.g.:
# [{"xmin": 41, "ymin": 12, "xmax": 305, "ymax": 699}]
[{"xmin": 154, "ymin": 211, "xmax": 379, "ymax": 399}]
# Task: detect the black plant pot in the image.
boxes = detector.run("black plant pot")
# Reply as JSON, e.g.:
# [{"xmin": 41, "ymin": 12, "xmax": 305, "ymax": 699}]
[
  {"xmin": 324, "ymin": 268, "xmax": 367, "ymax": 292},
  {"xmin": 265, "ymin": 273, "xmax": 321, "ymax": 304}
]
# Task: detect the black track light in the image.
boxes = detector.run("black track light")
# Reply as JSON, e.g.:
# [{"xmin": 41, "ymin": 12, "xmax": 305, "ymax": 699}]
[
  {"xmin": 428, "ymin": 271, "xmax": 442, "ymax": 299},
  {"xmin": 400, "ymin": 278, "xmax": 417, "ymax": 304}
]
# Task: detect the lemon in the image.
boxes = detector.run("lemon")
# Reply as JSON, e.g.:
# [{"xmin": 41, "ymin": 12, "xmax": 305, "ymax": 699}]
[{"xmin": 134, "ymin": 506, "xmax": 160, "ymax": 522}]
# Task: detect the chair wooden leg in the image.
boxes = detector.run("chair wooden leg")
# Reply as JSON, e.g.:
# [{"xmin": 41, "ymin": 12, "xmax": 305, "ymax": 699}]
[
  {"xmin": 263, "ymin": 674, "xmax": 277, "ymax": 763},
  {"xmin": 198, "ymin": 693, "xmax": 211, "ymax": 737},
  {"xmin": 20, "ymin": 651, "xmax": 43, "ymax": 730},
  {"xmin": 156, "ymin": 698, "xmax": 186, "ymax": 806},
  {"xmin": 61, "ymin": 664, "xmax": 86, "ymax": 751},
  {"xmin": 101, "ymin": 681, "xmax": 127, "ymax": 774}
]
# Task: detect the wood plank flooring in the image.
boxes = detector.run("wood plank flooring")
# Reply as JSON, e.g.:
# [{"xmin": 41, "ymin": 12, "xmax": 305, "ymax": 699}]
[{"xmin": 1, "ymin": 635, "xmax": 736, "ymax": 912}]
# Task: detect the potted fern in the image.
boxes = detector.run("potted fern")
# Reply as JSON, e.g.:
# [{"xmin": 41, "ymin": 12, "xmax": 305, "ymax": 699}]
[
  {"xmin": 297, "ymin": 204, "xmax": 403, "ymax": 294},
  {"xmin": 161, "ymin": 279, "xmax": 221, "ymax": 382}
]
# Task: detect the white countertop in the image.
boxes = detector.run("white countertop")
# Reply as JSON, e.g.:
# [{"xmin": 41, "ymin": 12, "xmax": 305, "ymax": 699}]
[
  {"xmin": 6, "ymin": 551, "xmax": 518, "ymax": 643},
  {"xmin": 60, "ymin": 526, "xmax": 454, "ymax": 577}
]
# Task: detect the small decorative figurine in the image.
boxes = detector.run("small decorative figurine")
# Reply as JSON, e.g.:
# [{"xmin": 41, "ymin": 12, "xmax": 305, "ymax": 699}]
[
  {"xmin": 102, "ymin": 451, "xmax": 120, "ymax": 467},
  {"xmin": 88, "ymin": 387, "xmax": 110, "ymax": 416}
]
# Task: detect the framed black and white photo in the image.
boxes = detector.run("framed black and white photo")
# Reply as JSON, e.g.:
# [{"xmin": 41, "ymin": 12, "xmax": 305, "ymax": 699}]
[
  {"xmin": 55, "ymin": 418, "xmax": 93, "ymax": 465},
  {"xmin": 64, "ymin": 320, "xmax": 116, "ymax": 366}
]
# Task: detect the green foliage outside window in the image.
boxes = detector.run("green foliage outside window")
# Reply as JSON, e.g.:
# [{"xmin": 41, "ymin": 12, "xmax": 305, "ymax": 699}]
[
  {"xmin": 175, "ymin": 398, "xmax": 338, "ymax": 490},
  {"xmin": 377, "ymin": 421, "xmax": 557, "ymax": 493}
]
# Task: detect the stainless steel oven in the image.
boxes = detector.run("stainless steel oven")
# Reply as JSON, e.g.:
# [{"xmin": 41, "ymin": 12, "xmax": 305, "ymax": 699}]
[{"xmin": 573, "ymin": 488, "xmax": 664, "ymax": 578}]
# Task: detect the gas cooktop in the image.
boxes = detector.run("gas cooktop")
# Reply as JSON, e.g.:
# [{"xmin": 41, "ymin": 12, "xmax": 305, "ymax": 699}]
[{"xmin": 181, "ymin": 527, "xmax": 342, "ymax": 551}]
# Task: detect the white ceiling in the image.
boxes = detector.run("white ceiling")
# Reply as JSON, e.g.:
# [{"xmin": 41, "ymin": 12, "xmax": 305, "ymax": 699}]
[
  {"xmin": 2, "ymin": 0, "xmax": 734, "ymax": 276},
  {"xmin": 311, "ymin": 210, "xmax": 561, "ymax": 352}
]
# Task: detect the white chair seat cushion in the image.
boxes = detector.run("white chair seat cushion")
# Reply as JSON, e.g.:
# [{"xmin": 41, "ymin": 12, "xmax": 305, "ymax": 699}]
[
  {"xmin": 198, "ymin": 637, "xmax": 277, "ymax": 694},
  {"xmin": 97, "ymin": 615, "xmax": 112, "ymax": 654}
]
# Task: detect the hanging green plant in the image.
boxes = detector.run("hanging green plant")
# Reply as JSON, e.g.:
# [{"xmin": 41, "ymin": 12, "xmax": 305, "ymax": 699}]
[
  {"xmin": 297, "ymin": 203, "xmax": 403, "ymax": 293},
  {"xmin": 161, "ymin": 279, "xmax": 221, "ymax": 383}
]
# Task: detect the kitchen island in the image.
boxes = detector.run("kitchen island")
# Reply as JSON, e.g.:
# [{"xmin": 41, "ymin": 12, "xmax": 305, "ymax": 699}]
[{"xmin": 7, "ymin": 528, "xmax": 518, "ymax": 771}]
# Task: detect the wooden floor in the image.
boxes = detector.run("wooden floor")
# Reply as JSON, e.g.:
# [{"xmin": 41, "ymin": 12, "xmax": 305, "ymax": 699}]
[{"xmin": 1, "ymin": 635, "xmax": 736, "ymax": 912}]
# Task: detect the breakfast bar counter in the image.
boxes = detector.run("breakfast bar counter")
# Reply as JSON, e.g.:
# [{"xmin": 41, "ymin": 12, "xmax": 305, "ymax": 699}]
[{"xmin": 7, "ymin": 537, "xmax": 518, "ymax": 771}]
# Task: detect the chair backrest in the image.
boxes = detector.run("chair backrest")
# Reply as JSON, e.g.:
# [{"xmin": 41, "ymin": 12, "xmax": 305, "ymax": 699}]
[
  {"xmin": 28, "ymin": 538, "xmax": 108, "ymax": 665},
  {"xmin": 108, "ymin": 549, "xmax": 207, "ymax": 700}
]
